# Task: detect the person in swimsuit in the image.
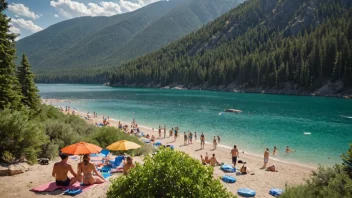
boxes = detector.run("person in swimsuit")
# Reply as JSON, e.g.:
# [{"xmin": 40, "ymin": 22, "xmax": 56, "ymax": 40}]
[
  {"xmin": 209, "ymin": 154, "xmax": 220, "ymax": 167},
  {"xmin": 158, "ymin": 125, "xmax": 161, "ymax": 139},
  {"xmin": 78, "ymin": 154, "xmax": 106, "ymax": 185},
  {"xmin": 200, "ymin": 133, "xmax": 205, "ymax": 149},
  {"xmin": 123, "ymin": 157, "xmax": 136, "ymax": 175},
  {"xmin": 231, "ymin": 145, "xmax": 239, "ymax": 167},
  {"xmin": 164, "ymin": 125, "xmax": 166, "ymax": 138},
  {"xmin": 263, "ymin": 148, "xmax": 270, "ymax": 169},
  {"xmin": 217, "ymin": 136, "xmax": 220, "ymax": 144},
  {"xmin": 174, "ymin": 128, "xmax": 178, "ymax": 141},
  {"xmin": 273, "ymin": 146, "xmax": 278, "ymax": 155},
  {"xmin": 170, "ymin": 128, "xmax": 173, "ymax": 137},
  {"xmin": 184, "ymin": 132, "xmax": 188, "ymax": 145},
  {"xmin": 189, "ymin": 132, "xmax": 193, "ymax": 144},
  {"xmin": 52, "ymin": 153, "xmax": 78, "ymax": 186},
  {"xmin": 213, "ymin": 136, "xmax": 217, "ymax": 150},
  {"xmin": 194, "ymin": 132, "xmax": 197, "ymax": 141}
]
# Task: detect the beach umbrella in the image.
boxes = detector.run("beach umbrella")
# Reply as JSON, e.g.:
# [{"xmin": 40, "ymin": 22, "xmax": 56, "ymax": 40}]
[
  {"xmin": 106, "ymin": 140, "xmax": 141, "ymax": 151},
  {"xmin": 61, "ymin": 142, "xmax": 102, "ymax": 155}
]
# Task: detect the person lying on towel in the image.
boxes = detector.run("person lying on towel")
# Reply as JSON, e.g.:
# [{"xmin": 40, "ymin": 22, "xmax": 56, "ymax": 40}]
[{"xmin": 52, "ymin": 153, "xmax": 79, "ymax": 186}]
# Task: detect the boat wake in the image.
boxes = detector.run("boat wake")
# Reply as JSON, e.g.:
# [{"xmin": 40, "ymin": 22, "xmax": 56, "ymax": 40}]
[
  {"xmin": 341, "ymin": 115, "xmax": 352, "ymax": 119},
  {"xmin": 303, "ymin": 132, "xmax": 311, "ymax": 135}
]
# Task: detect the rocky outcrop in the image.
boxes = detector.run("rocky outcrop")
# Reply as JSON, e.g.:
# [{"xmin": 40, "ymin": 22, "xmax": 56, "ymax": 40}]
[
  {"xmin": 0, "ymin": 163, "xmax": 30, "ymax": 176},
  {"xmin": 0, "ymin": 165, "xmax": 9, "ymax": 176}
]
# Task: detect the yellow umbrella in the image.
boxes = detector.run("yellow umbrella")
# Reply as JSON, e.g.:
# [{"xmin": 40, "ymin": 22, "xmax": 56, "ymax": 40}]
[{"xmin": 107, "ymin": 140, "xmax": 141, "ymax": 151}]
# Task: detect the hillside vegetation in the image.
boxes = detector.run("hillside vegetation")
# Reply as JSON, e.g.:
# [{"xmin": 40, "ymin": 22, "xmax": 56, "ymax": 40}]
[
  {"xmin": 109, "ymin": 0, "xmax": 352, "ymax": 96},
  {"xmin": 16, "ymin": 0, "xmax": 244, "ymax": 82}
]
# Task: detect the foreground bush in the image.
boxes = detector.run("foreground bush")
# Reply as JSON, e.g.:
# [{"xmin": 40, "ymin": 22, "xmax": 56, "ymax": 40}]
[
  {"xmin": 281, "ymin": 145, "xmax": 352, "ymax": 198},
  {"xmin": 107, "ymin": 148, "xmax": 235, "ymax": 198},
  {"xmin": 0, "ymin": 109, "xmax": 47, "ymax": 163}
]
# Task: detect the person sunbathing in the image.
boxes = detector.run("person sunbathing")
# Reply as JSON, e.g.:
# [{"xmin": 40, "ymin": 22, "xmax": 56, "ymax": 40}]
[
  {"xmin": 266, "ymin": 164, "xmax": 278, "ymax": 172},
  {"xmin": 123, "ymin": 157, "xmax": 135, "ymax": 175},
  {"xmin": 52, "ymin": 153, "xmax": 78, "ymax": 186},
  {"xmin": 209, "ymin": 154, "xmax": 220, "ymax": 167},
  {"xmin": 240, "ymin": 162, "xmax": 250, "ymax": 174},
  {"xmin": 200, "ymin": 155, "xmax": 209, "ymax": 165},
  {"xmin": 78, "ymin": 154, "xmax": 106, "ymax": 185}
]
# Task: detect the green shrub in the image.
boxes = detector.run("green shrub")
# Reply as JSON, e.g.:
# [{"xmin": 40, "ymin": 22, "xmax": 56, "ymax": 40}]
[
  {"xmin": 0, "ymin": 109, "xmax": 48, "ymax": 163},
  {"xmin": 44, "ymin": 119, "xmax": 80, "ymax": 148},
  {"xmin": 281, "ymin": 145, "xmax": 352, "ymax": 198},
  {"xmin": 107, "ymin": 148, "xmax": 235, "ymax": 198}
]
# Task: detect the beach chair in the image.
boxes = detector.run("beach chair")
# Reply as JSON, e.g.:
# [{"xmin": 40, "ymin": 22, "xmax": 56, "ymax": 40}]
[
  {"xmin": 111, "ymin": 156, "xmax": 125, "ymax": 168},
  {"xmin": 100, "ymin": 149, "xmax": 110, "ymax": 157}
]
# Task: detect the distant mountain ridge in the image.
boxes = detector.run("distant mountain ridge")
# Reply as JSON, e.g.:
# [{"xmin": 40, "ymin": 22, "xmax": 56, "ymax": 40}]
[
  {"xmin": 16, "ymin": 0, "xmax": 244, "ymax": 76},
  {"xmin": 107, "ymin": 0, "xmax": 352, "ymax": 97}
]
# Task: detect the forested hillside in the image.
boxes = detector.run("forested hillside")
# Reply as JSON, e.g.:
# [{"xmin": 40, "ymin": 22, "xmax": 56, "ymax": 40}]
[
  {"xmin": 109, "ymin": 0, "xmax": 352, "ymax": 96},
  {"xmin": 16, "ymin": 0, "xmax": 244, "ymax": 82}
]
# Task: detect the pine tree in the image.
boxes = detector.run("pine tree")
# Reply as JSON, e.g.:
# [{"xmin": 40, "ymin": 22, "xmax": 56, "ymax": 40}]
[
  {"xmin": 17, "ymin": 54, "xmax": 40, "ymax": 109},
  {"xmin": 0, "ymin": 1, "xmax": 22, "ymax": 110}
]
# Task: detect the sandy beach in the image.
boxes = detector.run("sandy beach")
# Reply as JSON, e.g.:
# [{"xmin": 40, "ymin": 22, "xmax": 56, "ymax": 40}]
[{"xmin": 0, "ymin": 99, "xmax": 314, "ymax": 198}]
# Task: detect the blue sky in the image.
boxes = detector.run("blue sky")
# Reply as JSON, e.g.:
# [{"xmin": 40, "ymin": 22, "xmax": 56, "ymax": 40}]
[{"xmin": 5, "ymin": 0, "xmax": 160, "ymax": 40}]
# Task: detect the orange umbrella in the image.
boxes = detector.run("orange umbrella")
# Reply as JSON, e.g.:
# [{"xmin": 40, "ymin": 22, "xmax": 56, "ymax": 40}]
[{"xmin": 61, "ymin": 142, "xmax": 102, "ymax": 155}]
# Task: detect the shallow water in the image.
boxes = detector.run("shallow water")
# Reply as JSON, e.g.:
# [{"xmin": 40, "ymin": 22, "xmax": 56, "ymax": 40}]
[{"xmin": 38, "ymin": 84, "xmax": 352, "ymax": 166}]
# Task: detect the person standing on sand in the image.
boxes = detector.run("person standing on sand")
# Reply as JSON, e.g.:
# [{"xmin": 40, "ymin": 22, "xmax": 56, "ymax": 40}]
[
  {"xmin": 52, "ymin": 153, "xmax": 78, "ymax": 186},
  {"xmin": 273, "ymin": 146, "xmax": 278, "ymax": 155},
  {"xmin": 184, "ymin": 132, "xmax": 188, "ymax": 145},
  {"xmin": 195, "ymin": 132, "xmax": 197, "ymax": 141},
  {"xmin": 158, "ymin": 125, "xmax": 161, "ymax": 139},
  {"xmin": 164, "ymin": 125, "xmax": 166, "ymax": 138},
  {"xmin": 213, "ymin": 136, "xmax": 217, "ymax": 150},
  {"xmin": 217, "ymin": 136, "xmax": 220, "ymax": 144},
  {"xmin": 170, "ymin": 128, "xmax": 173, "ymax": 137},
  {"xmin": 189, "ymin": 132, "xmax": 193, "ymax": 144},
  {"xmin": 263, "ymin": 148, "xmax": 270, "ymax": 168},
  {"xmin": 231, "ymin": 145, "xmax": 239, "ymax": 167},
  {"xmin": 174, "ymin": 129, "xmax": 178, "ymax": 141},
  {"xmin": 200, "ymin": 133, "xmax": 205, "ymax": 149}
]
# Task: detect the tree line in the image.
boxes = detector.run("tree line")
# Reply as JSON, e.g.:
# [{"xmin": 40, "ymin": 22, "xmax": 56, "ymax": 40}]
[{"xmin": 109, "ymin": 0, "xmax": 352, "ymax": 91}]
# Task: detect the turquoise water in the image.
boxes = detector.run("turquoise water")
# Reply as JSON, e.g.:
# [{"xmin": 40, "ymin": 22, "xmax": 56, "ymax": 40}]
[{"xmin": 38, "ymin": 84, "xmax": 352, "ymax": 166}]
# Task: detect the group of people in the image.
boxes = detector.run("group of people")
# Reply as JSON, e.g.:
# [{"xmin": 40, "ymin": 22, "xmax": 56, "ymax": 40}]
[
  {"xmin": 183, "ymin": 131, "xmax": 194, "ymax": 145},
  {"xmin": 52, "ymin": 153, "xmax": 136, "ymax": 187},
  {"xmin": 200, "ymin": 152, "xmax": 220, "ymax": 167}
]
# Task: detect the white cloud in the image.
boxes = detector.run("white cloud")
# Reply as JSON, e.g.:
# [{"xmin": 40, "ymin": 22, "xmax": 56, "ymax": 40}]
[
  {"xmin": 10, "ymin": 18, "xmax": 43, "ymax": 33},
  {"xmin": 8, "ymin": 3, "xmax": 40, "ymax": 20},
  {"xmin": 9, "ymin": 25, "xmax": 21, "ymax": 34},
  {"xmin": 50, "ymin": 0, "xmax": 160, "ymax": 18},
  {"xmin": 54, "ymin": 14, "xmax": 59, "ymax": 18}
]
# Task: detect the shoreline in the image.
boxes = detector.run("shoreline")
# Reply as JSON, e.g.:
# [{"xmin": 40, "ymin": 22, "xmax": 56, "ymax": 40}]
[
  {"xmin": 42, "ymin": 98, "xmax": 315, "ymax": 197},
  {"xmin": 109, "ymin": 83, "xmax": 352, "ymax": 99},
  {"xmin": 45, "ymin": 98, "xmax": 316, "ymax": 171}
]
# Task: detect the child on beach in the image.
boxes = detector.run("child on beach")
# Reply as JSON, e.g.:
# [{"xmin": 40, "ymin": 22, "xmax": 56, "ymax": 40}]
[{"xmin": 273, "ymin": 146, "xmax": 278, "ymax": 155}]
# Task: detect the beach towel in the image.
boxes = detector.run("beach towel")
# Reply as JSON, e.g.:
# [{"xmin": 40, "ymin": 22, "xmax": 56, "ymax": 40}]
[
  {"xmin": 269, "ymin": 188, "xmax": 284, "ymax": 197},
  {"xmin": 31, "ymin": 181, "xmax": 96, "ymax": 192},
  {"xmin": 237, "ymin": 188, "xmax": 256, "ymax": 197},
  {"xmin": 220, "ymin": 164, "xmax": 236, "ymax": 173},
  {"xmin": 222, "ymin": 175, "xmax": 236, "ymax": 183}
]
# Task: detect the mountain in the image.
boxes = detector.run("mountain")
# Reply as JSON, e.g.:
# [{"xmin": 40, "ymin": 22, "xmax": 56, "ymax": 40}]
[
  {"xmin": 108, "ymin": 0, "xmax": 352, "ymax": 96},
  {"xmin": 16, "ymin": 0, "xmax": 244, "ymax": 76}
]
